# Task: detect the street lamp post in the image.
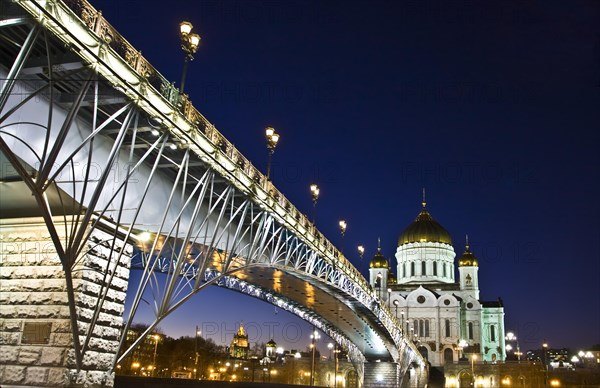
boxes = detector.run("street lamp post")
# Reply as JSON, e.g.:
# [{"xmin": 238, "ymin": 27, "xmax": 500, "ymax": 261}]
[
  {"xmin": 334, "ymin": 344, "xmax": 339, "ymax": 388},
  {"xmin": 310, "ymin": 328, "xmax": 320, "ymax": 386},
  {"xmin": 357, "ymin": 245, "xmax": 365, "ymax": 260},
  {"xmin": 339, "ymin": 220, "xmax": 347, "ymax": 254},
  {"xmin": 310, "ymin": 184, "xmax": 320, "ymax": 224},
  {"xmin": 543, "ymin": 341, "xmax": 549, "ymax": 384},
  {"xmin": 152, "ymin": 334, "xmax": 160, "ymax": 376},
  {"xmin": 387, "ymin": 288, "xmax": 392, "ymax": 308},
  {"xmin": 400, "ymin": 311, "xmax": 407, "ymax": 334},
  {"xmin": 327, "ymin": 342, "xmax": 339, "ymax": 388},
  {"xmin": 178, "ymin": 21, "xmax": 201, "ymax": 94},
  {"xmin": 505, "ymin": 332, "xmax": 521, "ymax": 363},
  {"xmin": 195, "ymin": 327, "xmax": 201, "ymax": 379},
  {"xmin": 265, "ymin": 127, "xmax": 279, "ymax": 180},
  {"xmin": 471, "ymin": 354, "xmax": 477, "ymax": 387}
]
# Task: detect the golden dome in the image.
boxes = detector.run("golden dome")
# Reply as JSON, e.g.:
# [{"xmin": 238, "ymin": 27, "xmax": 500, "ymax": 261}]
[
  {"xmin": 458, "ymin": 240, "xmax": 479, "ymax": 267},
  {"xmin": 369, "ymin": 247, "xmax": 389, "ymax": 269},
  {"xmin": 398, "ymin": 200, "xmax": 452, "ymax": 246},
  {"xmin": 387, "ymin": 272, "xmax": 397, "ymax": 285}
]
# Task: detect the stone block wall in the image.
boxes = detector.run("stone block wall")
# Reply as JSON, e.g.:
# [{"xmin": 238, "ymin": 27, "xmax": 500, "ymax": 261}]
[
  {"xmin": 0, "ymin": 217, "xmax": 132, "ymax": 387},
  {"xmin": 363, "ymin": 361, "xmax": 399, "ymax": 387}
]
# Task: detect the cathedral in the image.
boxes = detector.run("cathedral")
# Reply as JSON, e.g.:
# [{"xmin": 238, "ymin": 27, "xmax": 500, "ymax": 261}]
[
  {"xmin": 229, "ymin": 323, "xmax": 250, "ymax": 359},
  {"xmin": 369, "ymin": 198, "xmax": 506, "ymax": 367}
]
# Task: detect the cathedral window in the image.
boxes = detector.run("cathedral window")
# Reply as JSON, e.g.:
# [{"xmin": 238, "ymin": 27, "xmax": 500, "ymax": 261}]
[
  {"xmin": 468, "ymin": 322, "xmax": 473, "ymax": 340},
  {"xmin": 421, "ymin": 261, "xmax": 426, "ymax": 275},
  {"xmin": 412, "ymin": 319, "xmax": 430, "ymax": 337},
  {"xmin": 466, "ymin": 274, "xmax": 472, "ymax": 286},
  {"xmin": 403, "ymin": 263, "xmax": 406, "ymax": 277},
  {"xmin": 443, "ymin": 263, "xmax": 447, "ymax": 277},
  {"xmin": 490, "ymin": 325, "xmax": 496, "ymax": 342},
  {"xmin": 411, "ymin": 262, "xmax": 415, "ymax": 276},
  {"xmin": 445, "ymin": 319, "xmax": 451, "ymax": 337},
  {"xmin": 433, "ymin": 261, "xmax": 438, "ymax": 276}
]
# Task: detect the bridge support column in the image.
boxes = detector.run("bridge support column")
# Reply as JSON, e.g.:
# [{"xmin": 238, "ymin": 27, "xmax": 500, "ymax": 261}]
[
  {"xmin": 0, "ymin": 217, "xmax": 132, "ymax": 387},
  {"xmin": 363, "ymin": 361, "xmax": 400, "ymax": 387},
  {"xmin": 399, "ymin": 363, "xmax": 429, "ymax": 388}
]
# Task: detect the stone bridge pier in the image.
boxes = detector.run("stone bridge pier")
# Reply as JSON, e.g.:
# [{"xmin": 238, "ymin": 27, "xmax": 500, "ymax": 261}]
[
  {"xmin": 0, "ymin": 217, "xmax": 132, "ymax": 387},
  {"xmin": 363, "ymin": 360, "xmax": 428, "ymax": 388}
]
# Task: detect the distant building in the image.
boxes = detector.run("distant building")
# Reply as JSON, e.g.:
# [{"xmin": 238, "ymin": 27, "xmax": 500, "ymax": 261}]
[
  {"xmin": 118, "ymin": 327, "xmax": 161, "ymax": 375},
  {"xmin": 266, "ymin": 339, "xmax": 277, "ymax": 359},
  {"xmin": 574, "ymin": 350, "xmax": 600, "ymax": 369},
  {"xmin": 229, "ymin": 323, "xmax": 250, "ymax": 359},
  {"xmin": 369, "ymin": 197, "xmax": 506, "ymax": 367}
]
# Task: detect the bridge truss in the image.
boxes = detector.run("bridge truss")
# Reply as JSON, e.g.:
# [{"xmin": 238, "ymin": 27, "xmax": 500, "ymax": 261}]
[{"xmin": 0, "ymin": 0, "xmax": 423, "ymax": 383}]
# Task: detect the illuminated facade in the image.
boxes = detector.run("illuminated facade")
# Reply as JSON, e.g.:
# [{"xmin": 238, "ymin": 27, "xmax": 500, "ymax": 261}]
[
  {"xmin": 369, "ymin": 199, "xmax": 506, "ymax": 367},
  {"xmin": 229, "ymin": 323, "xmax": 250, "ymax": 359}
]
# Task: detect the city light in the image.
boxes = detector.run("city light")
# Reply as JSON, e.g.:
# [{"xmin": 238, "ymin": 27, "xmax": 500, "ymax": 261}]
[
  {"xmin": 358, "ymin": 245, "xmax": 365, "ymax": 259},
  {"xmin": 178, "ymin": 21, "xmax": 201, "ymax": 93}
]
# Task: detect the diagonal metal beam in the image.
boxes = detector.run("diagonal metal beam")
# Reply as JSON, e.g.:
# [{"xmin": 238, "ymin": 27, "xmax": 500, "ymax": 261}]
[{"xmin": 0, "ymin": 23, "xmax": 40, "ymax": 113}]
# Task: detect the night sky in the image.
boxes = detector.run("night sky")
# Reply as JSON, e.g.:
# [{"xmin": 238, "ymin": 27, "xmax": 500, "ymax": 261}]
[{"xmin": 91, "ymin": 0, "xmax": 600, "ymax": 352}]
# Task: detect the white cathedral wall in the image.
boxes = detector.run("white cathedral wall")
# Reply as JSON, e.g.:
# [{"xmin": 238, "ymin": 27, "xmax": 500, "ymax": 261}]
[
  {"xmin": 481, "ymin": 307, "xmax": 506, "ymax": 362},
  {"xmin": 458, "ymin": 266, "xmax": 480, "ymax": 300},
  {"xmin": 391, "ymin": 289, "xmax": 470, "ymax": 367},
  {"xmin": 395, "ymin": 242, "xmax": 456, "ymax": 284},
  {"xmin": 369, "ymin": 267, "xmax": 388, "ymax": 298},
  {"xmin": 388, "ymin": 288, "xmax": 504, "ymax": 367}
]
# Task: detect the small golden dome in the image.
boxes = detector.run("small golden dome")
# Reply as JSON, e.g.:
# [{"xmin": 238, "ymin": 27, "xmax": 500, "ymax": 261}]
[
  {"xmin": 458, "ymin": 239, "xmax": 479, "ymax": 267},
  {"xmin": 398, "ymin": 200, "xmax": 452, "ymax": 246},
  {"xmin": 369, "ymin": 248, "xmax": 389, "ymax": 269},
  {"xmin": 387, "ymin": 272, "xmax": 397, "ymax": 285}
]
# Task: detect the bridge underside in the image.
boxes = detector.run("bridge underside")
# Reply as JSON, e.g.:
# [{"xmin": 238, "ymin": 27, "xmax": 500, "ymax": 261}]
[
  {"xmin": 223, "ymin": 266, "xmax": 394, "ymax": 361},
  {"xmin": 1, "ymin": 150, "xmax": 396, "ymax": 364}
]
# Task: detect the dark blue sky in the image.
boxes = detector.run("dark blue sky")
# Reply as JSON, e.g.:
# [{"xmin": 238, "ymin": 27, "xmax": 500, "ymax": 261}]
[{"xmin": 94, "ymin": 0, "xmax": 600, "ymax": 351}]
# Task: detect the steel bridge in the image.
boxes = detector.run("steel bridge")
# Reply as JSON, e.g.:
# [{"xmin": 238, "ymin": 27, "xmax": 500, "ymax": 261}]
[{"xmin": 0, "ymin": 0, "xmax": 426, "ymax": 386}]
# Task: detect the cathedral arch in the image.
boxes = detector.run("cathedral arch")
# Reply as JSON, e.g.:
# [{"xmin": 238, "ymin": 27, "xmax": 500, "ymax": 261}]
[
  {"xmin": 346, "ymin": 370, "xmax": 359, "ymax": 388},
  {"xmin": 463, "ymin": 296, "xmax": 481, "ymax": 310},
  {"xmin": 406, "ymin": 286, "xmax": 438, "ymax": 307},
  {"xmin": 443, "ymin": 347, "xmax": 454, "ymax": 364},
  {"xmin": 437, "ymin": 293, "xmax": 459, "ymax": 307},
  {"xmin": 458, "ymin": 370, "xmax": 473, "ymax": 387}
]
